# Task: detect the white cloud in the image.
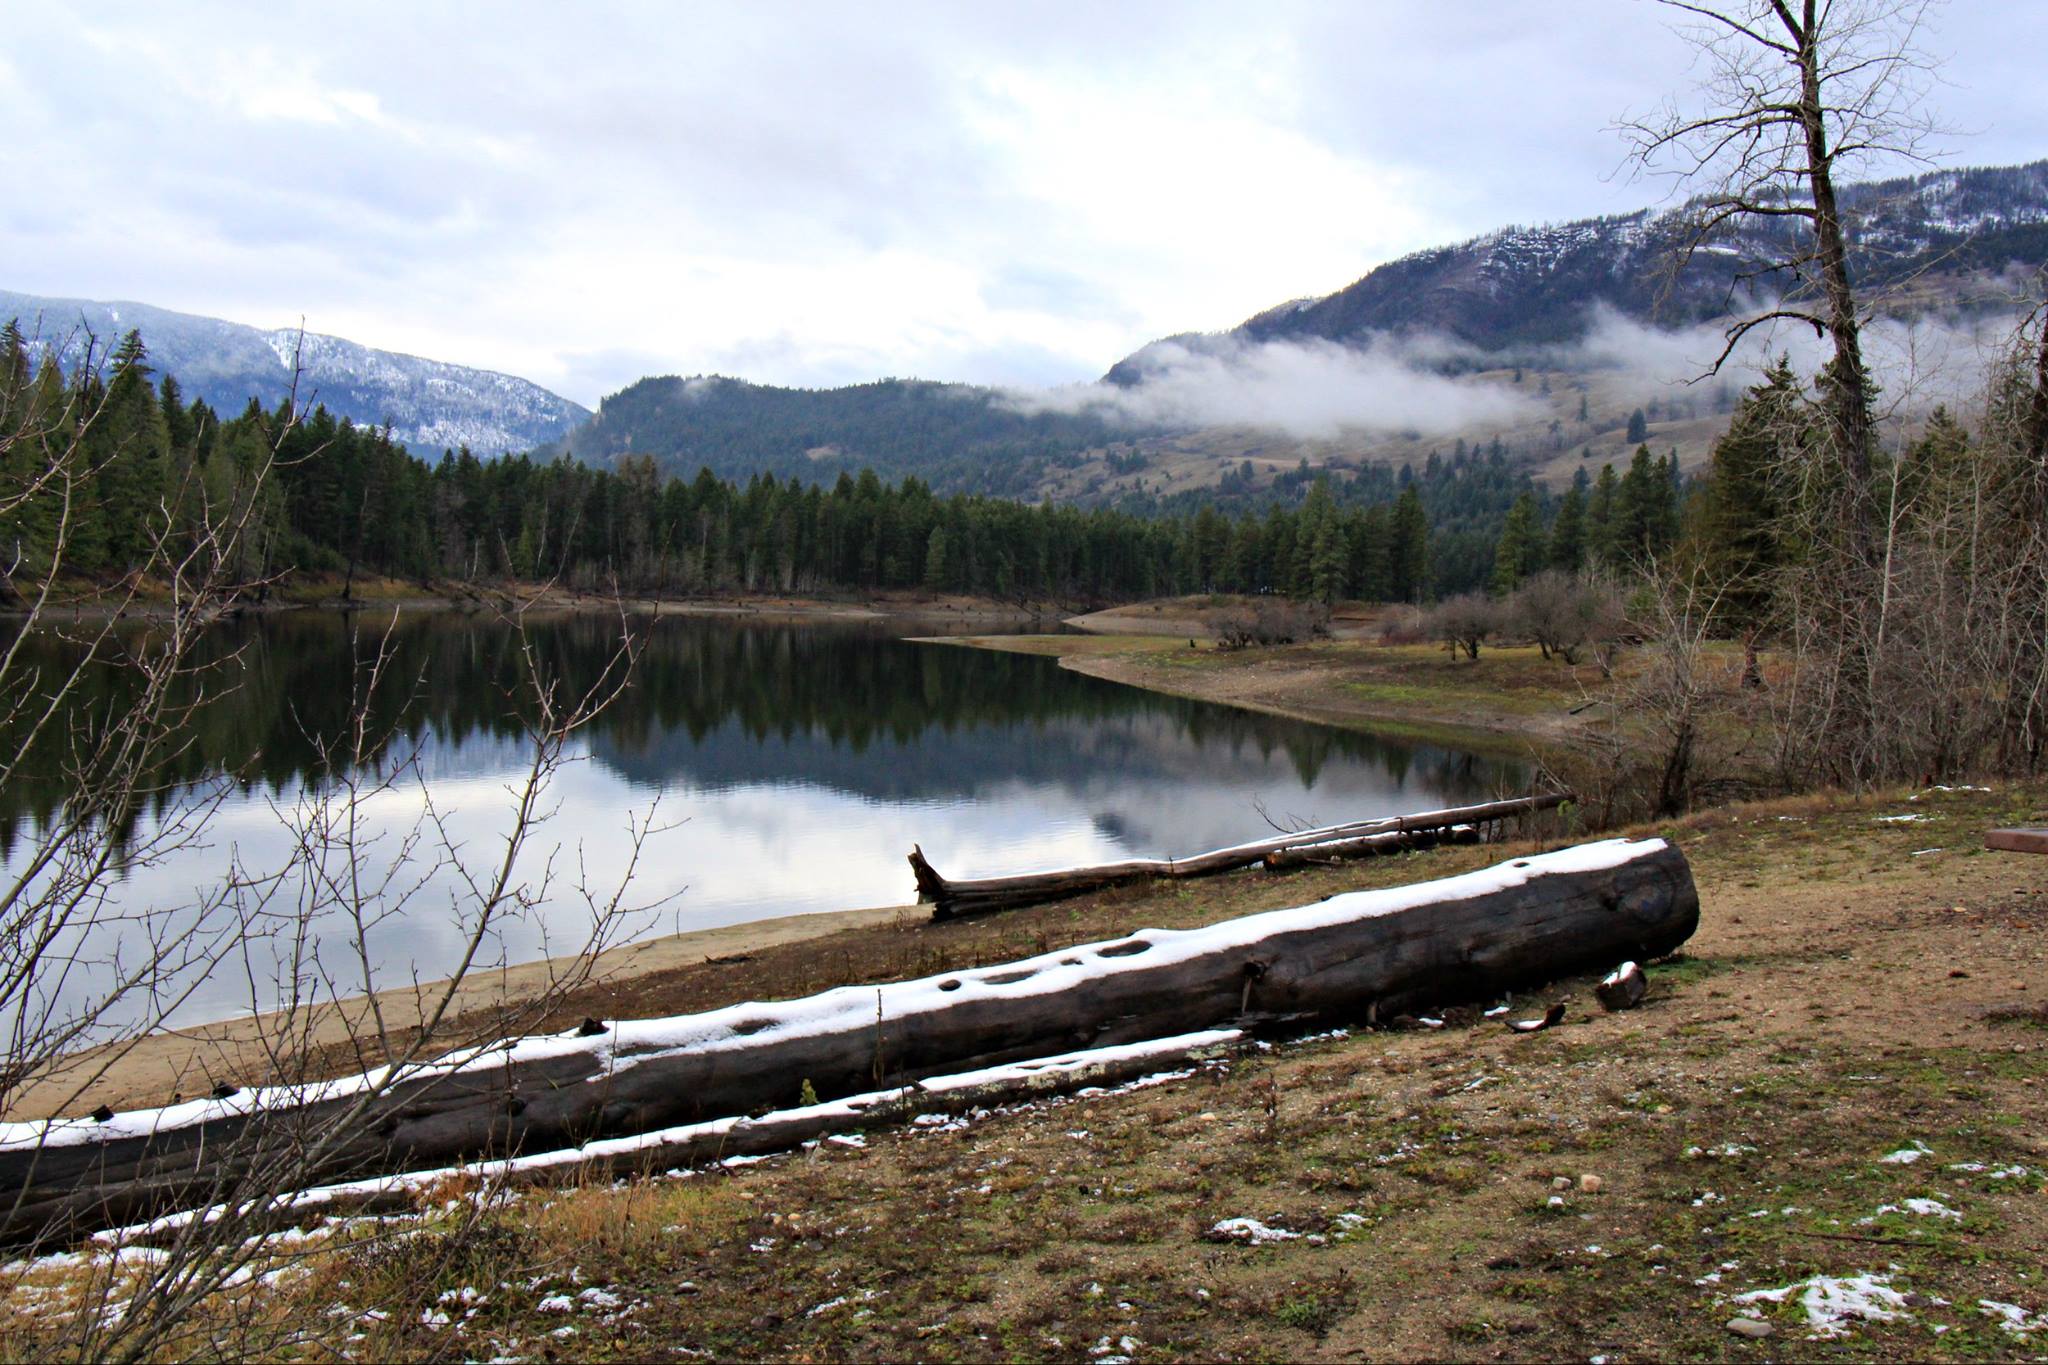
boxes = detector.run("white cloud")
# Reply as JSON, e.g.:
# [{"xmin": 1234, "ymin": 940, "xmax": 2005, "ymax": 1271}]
[
  {"xmin": 1009, "ymin": 334, "xmax": 1538, "ymax": 438},
  {"xmin": 1, "ymin": 2, "xmax": 2041, "ymax": 405},
  {"xmin": 1564, "ymin": 304, "xmax": 2026, "ymax": 417}
]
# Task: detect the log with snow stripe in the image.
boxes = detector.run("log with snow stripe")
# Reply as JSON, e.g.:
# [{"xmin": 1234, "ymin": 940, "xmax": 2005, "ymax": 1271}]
[
  {"xmin": 0, "ymin": 836, "xmax": 1693, "ymax": 1248},
  {"xmin": 911, "ymin": 792, "xmax": 1570, "ymax": 917},
  {"xmin": 96, "ymin": 1029, "xmax": 1248, "ymax": 1247}
]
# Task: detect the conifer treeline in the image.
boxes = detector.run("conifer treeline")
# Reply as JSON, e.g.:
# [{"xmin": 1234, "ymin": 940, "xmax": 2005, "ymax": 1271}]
[{"xmin": 2, "ymin": 325, "xmax": 1689, "ymax": 604}]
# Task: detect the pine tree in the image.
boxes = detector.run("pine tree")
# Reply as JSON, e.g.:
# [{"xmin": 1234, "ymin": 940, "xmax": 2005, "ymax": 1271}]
[
  {"xmin": 1587, "ymin": 463, "xmax": 1622, "ymax": 569},
  {"xmin": 1616, "ymin": 444, "xmax": 1679, "ymax": 564},
  {"xmin": 922, "ymin": 523, "xmax": 950, "ymax": 592},
  {"xmin": 1341, "ymin": 505, "xmax": 1382, "ymax": 602},
  {"xmin": 1389, "ymin": 484, "xmax": 1429, "ymax": 602},
  {"xmin": 0, "ymin": 320, "xmax": 28, "ymax": 409},
  {"xmin": 1549, "ymin": 470, "xmax": 1588, "ymax": 572},
  {"xmin": 1490, "ymin": 492, "xmax": 1545, "ymax": 594},
  {"xmin": 1309, "ymin": 518, "xmax": 1347, "ymax": 603},
  {"xmin": 1626, "ymin": 408, "xmax": 1648, "ymax": 443},
  {"xmin": 89, "ymin": 331, "xmax": 173, "ymax": 572},
  {"xmin": 1699, "ymin": 359, "xmax": 1802, "ymax": 628}
]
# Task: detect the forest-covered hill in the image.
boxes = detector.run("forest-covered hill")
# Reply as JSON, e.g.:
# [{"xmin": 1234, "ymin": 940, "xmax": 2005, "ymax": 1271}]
[{"xmin": 560, "ymin": 375, "xmax": 1146, "ymax": 499}]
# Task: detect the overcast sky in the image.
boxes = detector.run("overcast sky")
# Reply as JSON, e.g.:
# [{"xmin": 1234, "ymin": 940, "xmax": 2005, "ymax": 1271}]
[{"xmin": 4, "ymin": 2, "xmax": 2044, "ymax": 405}]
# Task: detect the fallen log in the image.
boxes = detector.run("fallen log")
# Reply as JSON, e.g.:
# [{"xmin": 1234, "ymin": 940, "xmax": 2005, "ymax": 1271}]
[
  {"xmin": 1259, "ymin": 823, "xmax": 1480, "ymax": 870},
  {"xmin": 1986, "ymin": 827, "xmax": 2048, "ymax": 855},
  {"xmin": 913, "ymin": 792, "xmax": 1570, "ymax": 918},
  {"xmin": 0, "ymin": 835, "xmax": 1690, "ymax": 1248}
]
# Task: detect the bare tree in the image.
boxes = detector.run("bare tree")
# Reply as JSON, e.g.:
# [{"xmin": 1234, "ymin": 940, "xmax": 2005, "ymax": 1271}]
[
  {"xmin": 1621, "ymin": 0, "xmax": 1943, "ymax": 482},
  {"xmin": 1583, "ymin": 562, "xmax": 1762, "ymax": 819}
]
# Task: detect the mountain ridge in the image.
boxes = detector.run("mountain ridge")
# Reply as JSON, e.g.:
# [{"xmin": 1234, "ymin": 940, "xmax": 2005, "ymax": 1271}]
[
  {"xmin": 1107, "ymin": 159, "xmax": 2048, "ymax": 383},
  {"xmin": 0, "ymin": 289, "xmax": 588, "ymax": 456}
]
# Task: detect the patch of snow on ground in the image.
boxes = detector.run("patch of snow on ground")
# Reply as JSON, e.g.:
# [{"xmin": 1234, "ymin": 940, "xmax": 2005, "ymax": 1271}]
[
  {"xmin": 1732, "ymin": 1271, "xmax": 1913, "ymax": 1338},
  {"xmin": 1879, "ymin": 1141, "xmax": 1932, "ymax": 1164},
  {"xmin": 1979, "ymin": 1300, "xmax": 2047, "ymax": 1335},
  {"xmin": 1208, "ymin": 1217, "xmax": 1300, "ymax": 1245},
  {"xmin": 1870, "ymin": 1197, "xmax": 1962, "ymax": 1222}
]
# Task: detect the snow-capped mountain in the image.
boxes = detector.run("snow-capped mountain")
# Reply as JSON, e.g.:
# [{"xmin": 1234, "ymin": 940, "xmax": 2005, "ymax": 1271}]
[
  {"xmin": 0, "ymin": 291, "xmax": 588, "ymax": 455},
  {"xmin": 1108, "ymin": 159, "xmax": 2048, "ymax": 381}
]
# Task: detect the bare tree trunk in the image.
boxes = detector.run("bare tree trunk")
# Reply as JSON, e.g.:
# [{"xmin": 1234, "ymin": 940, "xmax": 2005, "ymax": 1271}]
[{"xmin": 1793, "ymin": 2, "xmax": 1874, "ymax": 495}]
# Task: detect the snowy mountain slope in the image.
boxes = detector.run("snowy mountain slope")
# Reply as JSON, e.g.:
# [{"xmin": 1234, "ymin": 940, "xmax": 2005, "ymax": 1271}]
[
  {"xmin": 0, "ymin": 291, "xmax": 588, "ymax": 455},
  {"xmin": 1108, "ymin": 160, "xmax": 2048, "ymax": 382}
]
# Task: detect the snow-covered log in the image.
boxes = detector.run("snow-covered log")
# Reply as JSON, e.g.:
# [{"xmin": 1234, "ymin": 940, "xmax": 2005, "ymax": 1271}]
[
  {"xmin": 912, "ymin": 793, "xmax": 1570, "ymax": 917},
  {"xmin": 0, "ymin": 837, "xmax": 1693, "ymax": 1247}
]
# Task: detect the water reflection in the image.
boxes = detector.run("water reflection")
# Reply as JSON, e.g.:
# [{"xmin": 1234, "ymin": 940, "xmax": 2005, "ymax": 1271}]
[{"xmin": 0, "ymin": 611, "xmax": 1525, "ymax": 1025}]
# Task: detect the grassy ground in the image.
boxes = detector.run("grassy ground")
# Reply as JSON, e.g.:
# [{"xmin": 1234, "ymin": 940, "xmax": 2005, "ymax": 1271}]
[{"xmin": 7, "ymin": 784, "xmax": 2045, "ymax": 1360}]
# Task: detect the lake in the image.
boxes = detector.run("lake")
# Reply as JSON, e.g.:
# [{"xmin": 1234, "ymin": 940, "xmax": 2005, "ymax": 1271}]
[{"xmin": 0, "ymin": 610, "xmax": 1525, "ymax": 1029}]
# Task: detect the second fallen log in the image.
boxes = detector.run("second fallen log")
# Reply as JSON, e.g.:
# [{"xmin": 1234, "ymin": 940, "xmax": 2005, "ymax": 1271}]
[{"xmin": 913, "ymin": 792, "xmax": 1571, "ymax": 917}]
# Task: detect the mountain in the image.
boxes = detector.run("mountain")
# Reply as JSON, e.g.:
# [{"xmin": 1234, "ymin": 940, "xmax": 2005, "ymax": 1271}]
[
  {"xmin": 562, "ymin": 374, "xmax": 1143, "ymax": 497},
  {"xmin": 0, "ymin": 290, "xmax": 588, "ymax": 456},
  {"xmin": 1108, "ymin": 160, "xmax": 2048, "ymax": 382}
]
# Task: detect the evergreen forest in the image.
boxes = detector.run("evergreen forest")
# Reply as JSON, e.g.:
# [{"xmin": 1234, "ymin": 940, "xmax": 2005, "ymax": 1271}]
[{"xmin": 0, "ymin": 324, "xmax": 1689, "ymax": 606}]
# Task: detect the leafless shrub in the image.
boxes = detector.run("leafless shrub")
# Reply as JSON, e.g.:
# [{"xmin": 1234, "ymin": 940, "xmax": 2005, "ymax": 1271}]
[
  {"xmin": 1374, "ymin": 603, "xmax": 1429, "ymax": 645},
  {"xmin": 1506, "ymin": 571, "xmax": 1628, "ymax": 667},
  {"xmin": 1764, "ymin": 306, "xmax": 2048, "ymax": 786},
  {"xmin": 1423, "ymin": 592, "xmax": 1500, "ymax": 662},
  {"xmin": 1581, "ymin": 563, "xmax": 1765, "ymax": 821},
  {"xmin": 1208, "ymin": 598, "xmax": 1329, "ymax": 649}
]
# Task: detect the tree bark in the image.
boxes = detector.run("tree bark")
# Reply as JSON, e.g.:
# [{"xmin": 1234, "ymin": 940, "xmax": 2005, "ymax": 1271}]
[{"xmin": 0, "ymin": 837, "xmax": 1693, "ymax": 1248}]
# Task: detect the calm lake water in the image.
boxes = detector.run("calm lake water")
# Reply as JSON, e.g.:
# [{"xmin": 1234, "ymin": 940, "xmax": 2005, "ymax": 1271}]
[{"xmin": 2, "ymin": 611, "xmax": 1525, "ymax": 1028}]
